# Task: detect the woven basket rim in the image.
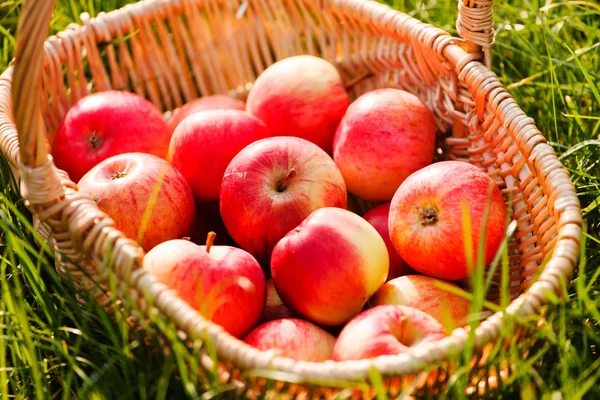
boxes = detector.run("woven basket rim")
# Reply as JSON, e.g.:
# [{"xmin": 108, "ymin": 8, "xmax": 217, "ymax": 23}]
[{"xmin": 0, "ymin": 0, "xmax": 582, "ymax": 385}]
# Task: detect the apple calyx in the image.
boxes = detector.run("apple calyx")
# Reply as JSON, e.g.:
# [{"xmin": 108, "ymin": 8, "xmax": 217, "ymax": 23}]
[
  {"xmin": 420, "ymin": 207, "xmax": 438, "ymax": 226},
  {"xmin": 88, "ymin": 130, "xmax": 102, "ymax": 149},
  {"xmin": 277, "ymin": 168, "xmax": 297, "ymax": 192},
  {"xmin": 110, "ymin": 171, "xmax": 128, "ymax": 180},
  {"xmin": 205, "ymin": 231, "xmax": 217, "ymax": 253}
]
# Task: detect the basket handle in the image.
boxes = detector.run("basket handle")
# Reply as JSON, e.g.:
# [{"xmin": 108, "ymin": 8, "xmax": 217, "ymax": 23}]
[
  {"xmin": 457, "ymin": 0, "xmax": 494, "ymax": 67},
  {"xmin": 11, "ymin": 0, "xmax": 56, "ymax": 169}
]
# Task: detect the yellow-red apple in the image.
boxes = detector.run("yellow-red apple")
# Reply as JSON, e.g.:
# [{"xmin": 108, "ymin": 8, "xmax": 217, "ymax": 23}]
[
  {"xmin": 332, "ymin": 305, "xmax": 446, "ymax": 361},
  {"xmin": 363, "ymin": 202, "xmax": 413, "ymax": 281},
  {"xmin": 244, "ymin": 318, "xmax": 335, "ymax": 362},
  {"xmin": 389, "ymin": 161, "xmax": 508, "ymax": 281},
  {"xmin": 259, "ymin": 279, "xmax": 295, "ymax": 324},
  {"xmin": 370, "ymin": 275, "xmax": 471, "ymax": 332},
  {"xmin": 77, "ymin": 152, "xmax": 195, "ymax": 252},
  {"xmin": 168, "ymin": 110, "xmax": 269, "ymax": 204},
  {"xmin": 168, "ymin": 95, "xmax": 245, "ymax": 133},
  {"xmin": 143, "ymin": 235, "xmax": 266, "ymax": 339},
  {"xmin": 333, "ymin": 88, "xmax": 436, "ymax": 202},
  {"xmin": 220, "ymin": 137, "xmax": 347, "ymax": 266},
  {"xmin": 52, "ymin": 90, "xmax": 171, "ymax": 182},
  {"xmin": 271, "ymin": 207, "xmax": 388, "ymax": 327},
  {"xmin": 246, "ymin": 55, "xmax": 350, "ymax": 153}
]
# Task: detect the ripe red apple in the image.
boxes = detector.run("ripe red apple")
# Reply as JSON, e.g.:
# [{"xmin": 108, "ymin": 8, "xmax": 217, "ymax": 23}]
[
  {"xmin": 220, "ymin": 137, "xmax": 347, "ymax": 265},
  {"xmin": 244, "ymin": 318, "xmax": 336, "ymax": 362},
  {"xmin": 389, "ymin": 161, "xmax": 508, "ymax": 281},
  {"xmin": 77, "ymin": 152, "xmax": 195, "ymax": 252},
  {"xmin": 259, "ymin": 279, "xmax": 295, "ymax": 324},
  {"xmin": 168, "ymin": 110, "xmax": 269, "ymax": 204},
  {"xmin": 271, "ymin": 207, "xmax": 389, "ymax": 327},
  {"xmin": 52, "ymin": 90, "xmax": 171, "ymax": 182},
  {"xmin": 246, "ymin": 55, "xmax": 350, "ymax": 153},
  {"xmin": 363, "ymin": 203, "xmax": 413, "ymax": 281},
  {"xmin": 370, "ymin": 275, "xmax": 471, "ymax": 332},
  {"xmin": 167, "ymin": 95, "xmax": 245, "ymax": 133},
  {"xmin": 143, "ymin": 234, "xmax": 266, "ymax": 339},
  {"xmin": 332, "ymin": 305, "xmax": 446, "ymax": 361},
  {"xmin": 333, "ymin": 88, "xmax": 436, "ymax": 202}
]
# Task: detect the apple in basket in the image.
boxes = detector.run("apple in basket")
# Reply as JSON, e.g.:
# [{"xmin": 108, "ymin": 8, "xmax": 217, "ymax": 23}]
[
  {"xmin": 246, "ymin": 55, "xmax": 351, "ymax": 154},
  {"xmin": 52, "ymin": 90, "xmax": 171, "ymax": 182},
  {"xmin": 332, "ymin": 305, "xmax": 446, "ymax": 361},
  {"xmin": 220, "ymin": 136, "xmax": 347, "ymax": 266},
  {"xmin": 168, "ymin": 109, "xmax": 270, "ymax": 206},
  {"xmin": 389, "ymin": 161, "xmax": 508, "ymax": 281},
  {"xmin": 259, "ymin": 279, "xmax": 295, "ymax": 324},
  {"xmin": 244, "ymin": 318, "xmax": 336, "ymax": 362},
  {"xmin": 143, "ymin": 233, "xmax": 266, "ymax": 339},
  {"xmin": 370, "ymin": 275, "xmax": 472, "ymax": 333},
  {"xmin": 77, "ymin": 152, "xmax": 195, "ymax": 252},
  {"xmin": 167, "ymin": 95, "xmax": 245, "ymax": 133},
  {"xmin": 271, "ymin": 207, "xmax": 389, "ymax": 327},
  {"xmin": 333, "ymin": 88, "xmax": 437, "ymax": 202},
  {"xmin": 363, "ymin": 202, "xmax": 414, "ymax": 281}
]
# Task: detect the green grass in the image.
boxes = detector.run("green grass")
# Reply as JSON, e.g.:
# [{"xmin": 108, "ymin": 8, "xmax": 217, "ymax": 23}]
[{"xmin": 1, "ymin": 0, "xmax": 600, "ymax": 398}]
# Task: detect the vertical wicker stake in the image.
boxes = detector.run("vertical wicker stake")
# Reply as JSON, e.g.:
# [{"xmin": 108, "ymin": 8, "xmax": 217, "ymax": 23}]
[{"xmin": 457, "ymin": 0, "xmax": 494, "ymax": 68}]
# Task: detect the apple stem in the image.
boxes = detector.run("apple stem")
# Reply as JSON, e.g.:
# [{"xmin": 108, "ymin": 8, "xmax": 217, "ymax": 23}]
[
  {"xmin": 277, "ymin": 168, "xmax": 297, "ymax": 192},
  {"xmin": 205, "ymin": 231, "xmax": 217, "ymax": 253},
  {"xmin": 420, "ymin": 207, "xmax": 438, "ymax": 226},
  {"xmin": 89, "ymin": 130, "xmax": 102, "ymax": 149}
]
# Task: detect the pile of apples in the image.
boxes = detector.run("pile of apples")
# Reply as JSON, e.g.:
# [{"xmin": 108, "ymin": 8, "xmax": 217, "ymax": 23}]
[{"xmin": 51, "ymin": 55, "xmax": 508, "ymax": 362}]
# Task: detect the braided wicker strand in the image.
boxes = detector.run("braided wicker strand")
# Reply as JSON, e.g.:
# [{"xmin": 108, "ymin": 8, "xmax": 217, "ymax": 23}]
[{"xmin": 0, "ymin": 0, "xmax": 582, "ymax": 396}]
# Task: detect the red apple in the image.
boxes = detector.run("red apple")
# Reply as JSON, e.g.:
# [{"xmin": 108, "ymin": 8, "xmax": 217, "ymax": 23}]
[
  {"xmin": 168, "ymin": 110, "xmax": 270, "ymax": 204},
  {"xmin": 370, "ymin": 275, "xmax": 471, "ymax": 332},
  {"xmin": 389, "ymin": 161, "xmax": 508, "ymax": 281},
  {"xmin": 220, "ymin": 136, "xmax": 347, "ymax": 265},
  {"xmin": 52, "ymin": 90, "xmax": 171, "ymax": 182},
  {"xmin": 333, "ymin": 88, "xmax": 436, "ymax": 202},
  {"xmin": 271, "ymin": 207, "xmax": 389, "ymax": 327},
  {"xmin": 168, "ymin": 95, "xmax": 245, "ymax": 133},
  {"xmin": 246, "ymin": 55, "xmax": 350, "ymax": 153},
  {"xmin": 143, "ymin": 234, "xmax": 266, "ymax": 339},
  {"xmin": 363, "ymin": 203, "xmax": 413, "ymax": 281},
  {"xmin": 332, "ymin": 305, "xmax": 446, "ymax": 361},
  {"xmin": 244, "ymin": 318, "xmax": 336, "ymax": 362},
  {"xmin": 77, "ymin": 152, "xmax": 195, "ymax": 252},
  {"xmin": 259, "ymin": 279, "xmax": 295, "ymax": 323}
]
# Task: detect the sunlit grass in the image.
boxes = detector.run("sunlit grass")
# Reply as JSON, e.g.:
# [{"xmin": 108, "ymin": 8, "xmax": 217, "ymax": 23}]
[{"xmin": 0, "ymin": 0, "xmax": 599, "ymax": 398}]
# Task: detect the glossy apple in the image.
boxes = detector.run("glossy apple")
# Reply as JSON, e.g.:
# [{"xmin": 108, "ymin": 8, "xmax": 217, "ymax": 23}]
[
  {"xmin": 52, "ymin": 90, "xmax": 171, "ymax": 182},
  {"xmin": 168, "ymin": 95, "xmax": 245, "ymax": 133},
  {"xmin": 246, "ymin": 55, "xmax": 350, "ymax": 153},
  {"xmin": 259, "ymin": 279, "xmax": 295, "ymax": 323},
  {"xmin": 389, "ymin": 161, "xmax": 508, "ymax": 281},
  {"xmin": 332, "ymin": 305, "xmax": 446, "ymax": 361},
  {"xmin": 271, "ymin": 207, "xmax": 388, "ymax": 327},
  {"xmin": 363, "ymin": 202, "xmax": 413, "ymax": 280},
  {"xmin": 370, "ymin": 275, "xmax": 471, "ymax": 332},
  {"xmin": 244, "ymin": 318, "xmax": 336, "ymax": 362},
  {"xmin": 143, "ymin": 234, "xmax": 266, "ymax": 339},
  {"xmin": 168, "ymin": 110, "xmax": 270, "ymax": 204},
  {"xmin": 77, "ymin": 152, "xmax": 195, "ymax": 252},
  {"xmin": 333, "ymin": 88, "xmax": 436, "ymax": 202},
  {"xmin": 220, "ymin": 136, "xmax": 347, "ymax": 265}
]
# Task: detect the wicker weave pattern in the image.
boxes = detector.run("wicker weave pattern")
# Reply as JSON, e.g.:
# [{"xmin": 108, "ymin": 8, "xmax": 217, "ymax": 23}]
[{"xmin": 0, "ymin": 0, "xmax": 582, "ymax": 396}]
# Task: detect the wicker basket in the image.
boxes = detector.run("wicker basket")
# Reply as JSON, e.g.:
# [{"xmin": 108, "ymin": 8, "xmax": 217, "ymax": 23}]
[{"xmin": 0, "ymin": 0, "xmax": 583, "ymax": 397}]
